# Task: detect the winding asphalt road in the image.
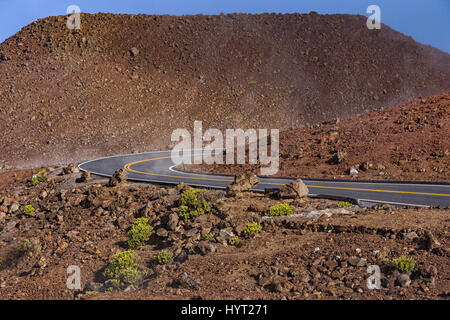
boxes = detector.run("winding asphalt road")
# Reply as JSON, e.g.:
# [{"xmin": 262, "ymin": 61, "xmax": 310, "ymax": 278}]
[{"xmin": 78, "ymin": 151, "xmax": 450, "ymax": 208}]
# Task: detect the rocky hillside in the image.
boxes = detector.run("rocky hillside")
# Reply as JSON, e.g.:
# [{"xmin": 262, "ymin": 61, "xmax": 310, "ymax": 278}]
[
  {"xmin": 0, "ymin": 13, "xmax": 449, "ymax": 168},
  {"xmin": 0, "ymin": 168, "xmax": 448, "ymax": 300},
  {"xmin": 187, "ymin": 92, "xmax": 450, "ymax": 181}
]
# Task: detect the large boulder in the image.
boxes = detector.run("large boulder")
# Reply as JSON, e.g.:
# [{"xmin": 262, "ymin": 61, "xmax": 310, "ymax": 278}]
[
  {"xmin": 166, "ymin": 212, "xmax": 179, "ymax": 231},
  {"xmin": 328, "ymin": 150, "xmax": 347, "ymax": 164},
  {"xmin": 108, "ymin": 168, "xmax": 128, "ymax": 187},
  {"xmin": 279, "ymin": 179, "xmax": 309, "ymax": 199},
  {"xmin": 226, "ymin": 173, "xmax": 260, "ymax": 197},
  {"xmin": 130, "ymin": 47, "xmax": 140, "ymax": 57},
  {"xmin": 176, "ymin": 182, "xmax": 190, "ymax": 193},
  {"xmin": 77, "ymin": 171, "xmax": 91, "ymax": 183},
  {"xmin": 172, "ymin": 272, "xmax": 201, "ymax": 289},
  {"xmin": 235, "ymin": 173, "xmax": 260, "ymax": 189},
  {"xmin": 62, "ymin": 163, "xmax": 79, "ymax": 175}
]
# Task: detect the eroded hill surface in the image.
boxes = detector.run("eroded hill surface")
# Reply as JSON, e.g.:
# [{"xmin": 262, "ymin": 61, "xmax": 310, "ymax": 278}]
[
  {"xmin": 187, "ymin": 92, "xmax": 450, "ymax": 181},
  {"xmin": 0, "ymin": 13, "xmax": 449, "ymax": 168}
]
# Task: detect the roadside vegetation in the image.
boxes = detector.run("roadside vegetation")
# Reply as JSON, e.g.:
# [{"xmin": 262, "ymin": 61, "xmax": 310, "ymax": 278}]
[
  {"xmin": 267, "ymin": 203, "xmax": 293, "ymax": 216},
  {"xmin": 242, "ymin": 222, "xmax": 262, "ymax": 237},
  {"xmin": 103, "ymin": 250, "xmax": 146, "ymax": 290},
  {"xmin": 31, "ymin": 169, "xmax": 47, "ymax": 186},
  {"xmin": 392, "ymin": 256, "xmax": 415, "ymax": 273},
  {"xmin": 127, "ymin": 218, "xmax": 153, "ymax": 249},
  {"xmin": 179, "ymin": 187, "xmax": 211, "ymax": 220},
  {"xmin": 23, "ymin": 204, "xmax": 35, "ymax": 216},
  {"xmin": 338, "ymin": 201, "xmax": 352, "ymax": 208},
  {"xmin": 155, "ymin": 250, "xmax": 174, "ymax": 265}
]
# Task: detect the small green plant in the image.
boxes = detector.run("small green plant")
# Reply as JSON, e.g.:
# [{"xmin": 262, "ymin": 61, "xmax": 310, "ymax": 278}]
[
  {"xmin": 203, "ymin": 232, "xmax": 216, "ymax": 241},
  {"xmin": 179, "ymin": 187, "xmax": 211, "ymax": 220},
  {"xmin": 103, "ymin": 250, "xmax": 145, "ymax": 289},
  {"xmin": 267, "ymin": 203, "xmax": 293, "ymax": 216},
  {"xmin": 0, "ymin": 238, "xmax": 42, "ymax": 269},
  {"xmin": 31, "ymin": 169, "xmax": 47, "ymax": 186},
  {"xmin": 155, "ymin": 250, "xmax": 173, "ymax": 265},
  {"xmin": 248, "ymin": 80, "xmax": 257, "ymax": 88},
  {"xmin": 392, "ymin": 256, "xmax": 415, "ymax": 273},
  {"xmin": 22, "ymin": 239, "xmax": 41, "ymax": 254},
  {"xmin": 242, "ymin": 222, "xmax": 262, "ymax": 237},
  {"xmin": 23, "ymin": 205, "xmax": 35, "ymax": 215},
  {"xmin": 338, "ymin": 201, "xmax": 352, "ymax": 208},
  {"xmin": 188, "ymin": 247, "xmax": 198, "ymax": 255},
  {"xmin": 127, "ymin": 218, "xmax": 153, "ymax": 249},
  {"xmin": 229, "ymin": 236, "xmax": 240, "ymax": 246}
]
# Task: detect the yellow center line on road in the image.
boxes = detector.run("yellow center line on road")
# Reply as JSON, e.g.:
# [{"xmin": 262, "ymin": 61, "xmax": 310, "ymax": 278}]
[
  {"xmin": 304, "ymin": 185, "xmax": 449, "ymax": 197},
  {"xmin": 123, "ymin": 156, "xmax": 450, "ymax": 197}
]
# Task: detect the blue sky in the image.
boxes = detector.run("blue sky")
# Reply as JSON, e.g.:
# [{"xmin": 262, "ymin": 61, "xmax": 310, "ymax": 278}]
[{"xmin": 1, "ymin": 0, "xmax": 449, "ymax": 53}]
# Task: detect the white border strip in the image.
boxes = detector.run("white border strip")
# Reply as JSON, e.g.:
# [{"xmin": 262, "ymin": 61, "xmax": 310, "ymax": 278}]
[{"xmin": 357, "ymin": 198, "xmax": 430, "ymax": 208}]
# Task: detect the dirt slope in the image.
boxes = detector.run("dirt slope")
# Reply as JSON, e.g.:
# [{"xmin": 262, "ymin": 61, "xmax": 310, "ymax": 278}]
[
  {"xmin": 187, "ymin": 92, "xmax": 450, "ymax": 181},
  {"xmin": 0, "ymin": 171, "xmax": 448, "ymax": 300},
  {"xmin": 0, "ymin": 12, "xmax": 449, "ymax": 168}
]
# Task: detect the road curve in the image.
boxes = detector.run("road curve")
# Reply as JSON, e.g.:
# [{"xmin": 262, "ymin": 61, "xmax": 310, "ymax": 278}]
[{"xmin": 78, "ymin": 151, "xmax": 450, "ymax": 208}]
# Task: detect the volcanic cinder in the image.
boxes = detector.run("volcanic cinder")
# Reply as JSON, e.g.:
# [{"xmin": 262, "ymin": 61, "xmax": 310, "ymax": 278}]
[{"xmin": 0, "ymin": 12, "xmax": 449, "ymax": 168}]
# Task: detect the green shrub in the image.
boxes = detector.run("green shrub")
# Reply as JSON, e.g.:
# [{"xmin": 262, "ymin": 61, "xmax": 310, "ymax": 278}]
[
  {"xmin": 188, "ymin": 247, "xmax": 198, "ymax": 255},
  {"xmin": 179, "ymin": 188, "xmax": 210, "ymax": 220},
  {"xmin": 0, "ymin": 239, "xmax": 42, "ymax": 269},
  {"xmin": 155, "ymin": 250, "xmax": 173, "ymax": 265},
  {"xmin": 392, "ymin": 256, "xmax": 415, "ymax": 273},
  {"xmin": 242, "ymin": 222, "xmax": 262, "ymax": 237},
  {"xmin": 103, "ymin": 250, "xmax": 145, "ymax": 289},
  {"xmin": 23, "ymin": 205, "xmax": 35, "ymax": 215},
  {"xmin": 203, "ymin": 232, "xmax": 216, "ymax": 241},
  {"xmin": 22, "ymin": 239, "xmax": 41, "ymax": 254},
  {"xmin": 338, "ymin": 201, "xmax": 352, "ymax": 208},
  {"xmin": 248, "ymin": 80, "xmax": 257, "ymax": 88},
  {"xmin": 267, "ymin": 203, "xmax": 293, "ymax": 216},
  {"xmin": 229, "ymin": 236, "xmax": 240, "ymax": 246},
  {"xmin": 127, "ymin": 218, "xmax": 153, "ymax": 249},
  {"xmin": 31, "ymin": 169, "xmax": 47, "ymax": 186}
]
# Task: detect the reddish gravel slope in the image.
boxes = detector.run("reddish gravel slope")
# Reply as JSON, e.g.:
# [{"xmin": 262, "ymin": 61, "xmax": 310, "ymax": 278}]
[
  {"xmin": 186, "ymin": 92, "xmax": 450, "ymax": 181},
  {"xmin": 0, "ymin": 13, "xmax": 449, "ymax": 168}
]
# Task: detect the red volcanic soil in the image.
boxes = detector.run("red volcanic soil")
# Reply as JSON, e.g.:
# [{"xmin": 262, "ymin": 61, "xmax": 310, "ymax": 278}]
[
  {"xmin": 0, "ymin": 13, "xmax": 449, "ymax": 169},
  {"xmin": 1, "ymin": 13, "xmax": 449, "ymax": 302},
  {"xmin": 0, "ymin": 175, "xmax": 448, "ymax": 300},
  {"xmin": 186, "ymin": 92, "xmax": 450, "ymax": 181}
]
